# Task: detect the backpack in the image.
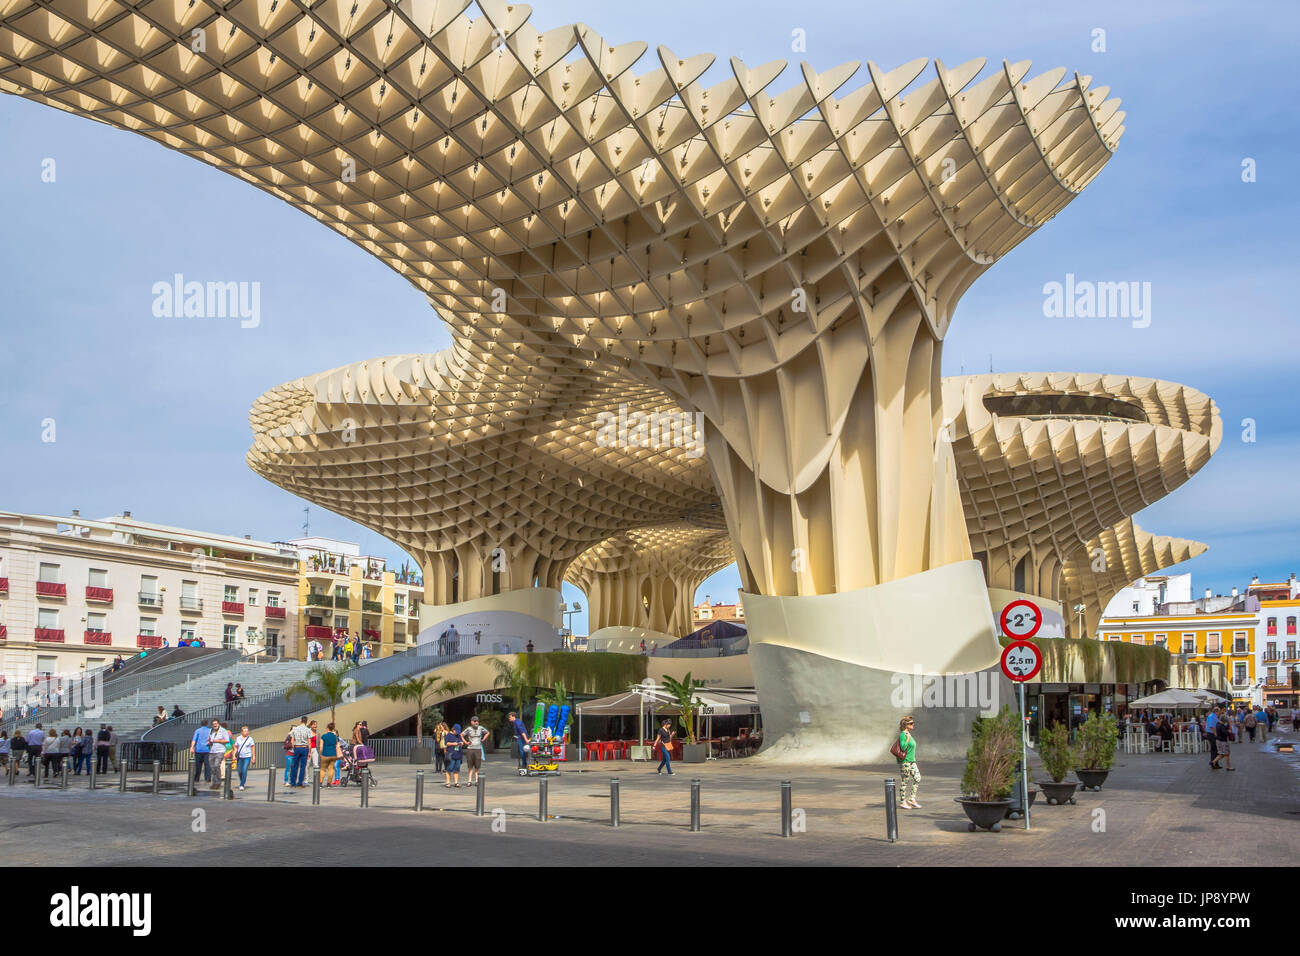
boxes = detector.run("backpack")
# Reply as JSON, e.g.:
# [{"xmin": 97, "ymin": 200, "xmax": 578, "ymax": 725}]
[{"xmin": 1244, "ymin": 714, "xmax": 1256, "ymax": 728}]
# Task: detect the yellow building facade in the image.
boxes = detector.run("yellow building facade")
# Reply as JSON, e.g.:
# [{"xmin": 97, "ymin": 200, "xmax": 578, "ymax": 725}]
[
  {"xmin": 1096, "ymin": 612, "xmax": 1258, "ymax": 703},
  {"xmin": 296, "ymin": 560, "xmax": 422, "ymax": 661}
]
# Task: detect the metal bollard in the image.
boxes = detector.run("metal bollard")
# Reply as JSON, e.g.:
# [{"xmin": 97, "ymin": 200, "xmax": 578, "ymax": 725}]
[
  {"xmin": 7, "ymin": 759, "xmax": 14, "ymax": 787},
  {"xmin": 151, "ymin": 760, "xmax": 161, "ymax": 794},
  {"xmin": 267, "ymin": 766, "xmax": 276, "ymax": 802},
  {"xmin": 414, "ymin": 770, "xmax": 424, "ymax": 812},
  {"xmin": 689, "ymin": 778, "xmax": 702, "ymax": 831},
  {"xmin": 119, "ymin": 762, "xmax": 127, "ymax": 792},
  {"xmin": 188, "ymin": 767, "xmax": 197, "ymax": 797},
  {"xmin": 884, "ymin": 778, "xmax": 898, "ymax": 843},
  {"xmin": 538, "ymin": 778, "xmax": 549, "ymax": 822},
  {"xmin": 311, "ymin": 769, "xmax": 320, "ymax": 805},
  {"xmin": 610, "ymin": 777, "xmax": 621, "ymax": 828},
  {"xmin": 781, "ymin": 780, "xmax": 792, "ymax": 837},
  {"xmin": 360, "ymin": 771, "xmax": 369, "ymax": 808},
  {"xmin": 89, "ymin": 760, "xmax": 97, "ymax": 791},
  {"xmin": 225, "ymin": 764, "xmax": 234, "ymax": 801},
  {"xmin": 61, "ymin": 764, "xmax": 69, "ymax": 790},
  {"xmin": 474, "ymin": 775, "xmax": 485, "ymax": 817}
]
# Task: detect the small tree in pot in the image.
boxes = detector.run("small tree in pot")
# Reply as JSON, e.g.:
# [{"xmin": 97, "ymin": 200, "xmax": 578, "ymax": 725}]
[
  {"xmin": 957, "ymin": 707, "xmax": 1019, "ymax": 831},
  {"xmin": 1037, "ymin": 720, "xmax": 1080, "ymax": 805},
  {"xmin": 1075, "ymin": 712, "xmax": 1118, "ymax": 791}
]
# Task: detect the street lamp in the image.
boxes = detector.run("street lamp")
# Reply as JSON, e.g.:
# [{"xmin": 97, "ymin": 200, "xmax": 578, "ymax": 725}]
[
  {"xmin": 1073, "ymin": 603, "xmax": 1087, "ymax": 640},
  {"xmin": 561, "ymin": 602, "xmax": 583, "ymax": 649}
]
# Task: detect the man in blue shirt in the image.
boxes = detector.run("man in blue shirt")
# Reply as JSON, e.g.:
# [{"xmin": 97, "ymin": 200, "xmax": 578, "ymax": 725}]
[
  {"xmin": 190, "ymin": 724, "xmax": 212, "ymax": 782},
  {"xmin": 25, "ymin": 724, "xmax": 45, "ymax": 777},
  {"xmin": 508, "ymin": 711, "xmax": 530, "ymax": 775},
  {"xmin": 1205, "ymin": 708, "xmax": 1219, "ymax": 768}
]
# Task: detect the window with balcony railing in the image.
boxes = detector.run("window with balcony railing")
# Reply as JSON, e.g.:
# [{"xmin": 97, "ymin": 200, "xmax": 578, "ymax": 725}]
[
  {"xmin": 362, "ymin": 599, "xmax": 383, "ymax": 613},
  {"xmin": 305, "ymin": 592, "xmax": 332, "ymax": 607},
  {"xmin": 1287, "ymin": 643, "xmax": 1299, "ymax": 660},
  {"xmin": 180, "ymin": 596, "xmax": 203, "ymax": 612}
]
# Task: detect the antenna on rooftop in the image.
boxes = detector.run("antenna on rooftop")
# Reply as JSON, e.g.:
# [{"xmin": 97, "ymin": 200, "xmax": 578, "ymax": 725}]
[{"xmin": 302, "ymin": 506, "xmax": 310, "ymax": 537}]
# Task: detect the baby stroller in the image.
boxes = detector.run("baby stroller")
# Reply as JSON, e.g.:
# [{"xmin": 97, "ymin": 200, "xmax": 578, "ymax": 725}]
[{"xmin": 339, "ymin": 743, "xmax": 378, "ymax": 788}]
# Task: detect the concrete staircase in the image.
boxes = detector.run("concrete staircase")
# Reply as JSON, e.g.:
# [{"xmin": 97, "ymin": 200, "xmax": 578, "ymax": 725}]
[{"xmin": 72, "ymin": 661, "xmax": 344, "ymax": 740}]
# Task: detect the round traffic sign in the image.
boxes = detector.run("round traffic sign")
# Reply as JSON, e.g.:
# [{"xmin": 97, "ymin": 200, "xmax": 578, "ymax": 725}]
[
  {"xmin": 1000, "ymin": 640, "xmax": 1042, "ymax": 682},
  {"xmin": 999, "ymin": 599, "xmax": 1042, "ymax": 639}
]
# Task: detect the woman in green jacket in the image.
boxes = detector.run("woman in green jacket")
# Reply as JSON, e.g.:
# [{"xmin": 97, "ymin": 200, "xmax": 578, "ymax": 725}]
[{"xmin": 896, "ymin": 715, "xmax": 921, "ymax": 809}]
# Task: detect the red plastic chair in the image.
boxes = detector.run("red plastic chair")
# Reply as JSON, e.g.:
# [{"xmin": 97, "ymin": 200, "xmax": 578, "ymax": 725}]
[
  {"xmin": 585, "ymin": 742, "xmax": 602, "ymax": 762},
  {"xmin": 602, "ymin": 741, "xmax": 620, "ymax": 761},
  {"xmin": 617, "ymin": 740, "xmax": 631, "ymax": 759}
]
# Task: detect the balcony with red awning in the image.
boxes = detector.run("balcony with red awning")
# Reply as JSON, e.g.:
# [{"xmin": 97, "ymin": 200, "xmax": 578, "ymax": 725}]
[
  {"xmin": 136, "ymin": 634, "xmax": 163, "ymax": 648},
  {"xmin": 85, "ymin": 586, "xmax": 114, "ymax": 603},
  {"xmin": 36, "ymin": 582, "xmax": 67, "ymax": 598},
  {"xmin": 35, "ymin": 627, "xmax": 65, "ymax": 642},
  {"xmin": 84, "ymin": 631, "xmax": 113, "ymax": 645},
  {"xmin": 264, "ymin": 605, "xmax": 286, "ymax": 619},
  {"xmin": 222, "ymin": 601, "xmax": 244, "ymax": 615}
]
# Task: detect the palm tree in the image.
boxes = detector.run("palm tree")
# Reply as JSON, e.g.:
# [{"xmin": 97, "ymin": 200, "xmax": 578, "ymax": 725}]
[
  {"xmin": 661, "ymin": 672, "xmax": 706, "ymax": 743},
  {"xmin": 283, "ymin": 662, "xmax": 357, "ymax": 726},
  {"xmin": 489, "ymin": 655, "xmax": 538, "ymax": 713},
  {"xmin": 375, "ymin": 673, "xmax": 468, "ymax": 748}
]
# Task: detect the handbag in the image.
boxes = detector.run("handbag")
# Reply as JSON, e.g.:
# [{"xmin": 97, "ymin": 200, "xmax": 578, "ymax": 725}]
[{"xmin": 889, "ymin": 733, "xmax": 908, "ymax": 761}]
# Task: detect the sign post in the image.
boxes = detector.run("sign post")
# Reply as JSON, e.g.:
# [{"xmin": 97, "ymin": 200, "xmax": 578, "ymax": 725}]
[{"xmin": 1000, "ymin": 623, "xmax": 1043, "ymax": 833}]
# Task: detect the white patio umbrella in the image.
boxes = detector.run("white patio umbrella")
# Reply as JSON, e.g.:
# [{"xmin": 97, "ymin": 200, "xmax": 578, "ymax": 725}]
[{"xmin": 1128, "ymin": 689, "xmax": 1211, "ymax": 709}]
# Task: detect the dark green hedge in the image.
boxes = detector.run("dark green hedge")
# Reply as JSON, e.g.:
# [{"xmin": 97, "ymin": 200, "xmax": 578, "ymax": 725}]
[
  {"xmin": 523, "ymin": 652, "xmax": 648, "ymax": 696},
  {"xmin": 998, "ymin": 636, "xmax": 1169, "ymax": 684}
]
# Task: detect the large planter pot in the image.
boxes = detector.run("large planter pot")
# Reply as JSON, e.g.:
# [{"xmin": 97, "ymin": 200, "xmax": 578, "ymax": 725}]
[
  {"xmin": 1074, "ymin": 768, "xmax": 1110, "ymax": 791},
  {"xmin": 1037, "ymin": 780, "xmax": 1079, "ymax": 805},
  {"xmin": 955, "ymin": 797, "xmax": 1011, "ymax": 832},
  {"xmin": 682, "ymin": 743, "xmax": 708, "ymax": 763},
  {"xmin": 408, "ymin": 746, "xmax": 433, "ymax": 765}
]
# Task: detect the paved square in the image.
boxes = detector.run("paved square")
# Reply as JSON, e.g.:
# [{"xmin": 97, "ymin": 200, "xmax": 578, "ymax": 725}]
[{"xmin": 1, "ymin": 727, "xmax": 1295, "ymax": 866}]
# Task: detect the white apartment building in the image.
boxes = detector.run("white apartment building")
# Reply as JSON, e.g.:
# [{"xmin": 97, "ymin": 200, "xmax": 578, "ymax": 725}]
[
  {"xmin": 1102, "ymin": 573, "xmax": 1194, "ymax": 618},
  {"xmin": 0, "ymin": 511, "xmax": 300, "ymax": 685}
]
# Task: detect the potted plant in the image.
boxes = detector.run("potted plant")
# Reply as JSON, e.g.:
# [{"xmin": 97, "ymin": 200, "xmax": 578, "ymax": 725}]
[
  {"xmin": 1037, "ymin": 721, "xmax": 1080, "ymax": 805},
  {"xmin": 1075, "ymin": 712, "xmax": 1118, "ymax": 790},
  {"xmin": 956, "ymin": 707, "xmax": 1019, "ymax": 831},
  {"xmin": 662, "ymin": 673, "xmax": 708, "ymax": 762},
  {"xmin": 375, "ymin": 673, "xmax": 467, "ymax": 764}
]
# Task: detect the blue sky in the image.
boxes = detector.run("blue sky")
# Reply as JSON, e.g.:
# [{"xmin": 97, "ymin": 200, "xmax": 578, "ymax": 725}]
[{"xmin": 1, "ymin": 0, "xmax": 1296, "ymax": 634}]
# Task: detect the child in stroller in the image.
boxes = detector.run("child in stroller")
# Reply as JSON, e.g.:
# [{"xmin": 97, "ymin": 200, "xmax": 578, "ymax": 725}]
[{"xmin": 338, "ymin": 742, "xmax": 378, "ymax": 788}]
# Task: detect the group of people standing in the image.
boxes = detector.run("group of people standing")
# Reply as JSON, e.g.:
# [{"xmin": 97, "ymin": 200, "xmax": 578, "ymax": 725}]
[
  {"xmin": 281, "ymin": 718, "xmax": 371, "ymax": 787},
  {"xmin": 188, "ymin": 720, "xmax": 257, "ymax": 789},
  {"xmin": 431, "ymin": 716, "xmax": 489, "ymax": 788},
  {"xmin": 0, "ymin": 723, "xmax": 121, "ymax": 777}
]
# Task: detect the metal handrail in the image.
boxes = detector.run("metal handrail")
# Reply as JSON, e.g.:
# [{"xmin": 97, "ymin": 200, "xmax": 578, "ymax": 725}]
[{"xmin": 142, "ymin": 646, "xmax": 471, "ymax": 743}]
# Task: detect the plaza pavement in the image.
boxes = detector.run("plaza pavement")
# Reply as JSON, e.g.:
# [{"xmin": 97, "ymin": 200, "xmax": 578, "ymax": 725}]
[{"xmin": 0, "ymin": 726, "xmax": 1296, "ymax": 866}]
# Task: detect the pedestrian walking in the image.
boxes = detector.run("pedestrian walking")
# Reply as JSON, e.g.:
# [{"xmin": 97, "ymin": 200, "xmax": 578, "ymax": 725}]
[
  {"xmin": 0, "ymin": 732, "xmax": 9, "ymax": 771},
  {"xmin": 318, "ymin": 723, "xmax": 340, "ymax": 787},
  {"xmin": 207, "ymin": 720, "xmax": 231, "ymax": 789},
  {"xmin": 1205, "ymin": 707, "xmax": 1220, "ymax": 768},
  {"xmin": 508, "ymin": 711, "xmax": 529, "ymax": 775},
  {"xmin": 434, "ymin": 721, "xmax": 449, "ymax": 773},
  {"xmin": 71, "ymin": 726, "xmax": 86, "ymax": 774},
  {"xmin": 359, "ymin": 721, "xmax": 370, "ymax": 746},
  {"xmin": 224, "ymin": 683, "xmax": 235, "ymax": 722},
  {"xmin": 290, "ymin": 718, "xmax": 312, "ymax": 787},
  {"xmin": 654, "ymin": 718, "xmax": 675, "ymax": 775},
  {"xmin": 1244, "ymin": 710, "xmax": 1257, "ymax": 742},
  {"xmin": 95, "ymin": 724, "xmax": 110, "ymax": 774},
  {"xmin": 442, "ymin": 723, "xmax": 463, "ymax": 787},
  {"xmin": 230, "ymin": 727, "xmax": 254, "ymax": 791},
  {"xmin": 308, "ymin": 719, "xmax": 321, "ymax": 777},
  {"xmin": 282, "ymin": 724, "xmax": 296, "ymax": 784},
  {"xmin": 1211, "ymin": 713, "xmax": 1234, "ymax": 770},
  {"xmin": 190, "ymin": 722, "xmax": 213, "ymax": 783},
  {"xmin": 107, "ymin": 725, "xmax": 120, "ymax": 772},
  {"xmin": 895, "ymin": 715, "xmax": 921, "ymax": 809},
  {"xmin": 25, "ymin": 724, "xmax": 45, "ymax": 777},
  {"xmin": 9, "ymin": 730, "xmax": 25, "ymax": 772},
  {"xmin": 462, "ymin": 715, "xmax": 488, "ymax": 784}
]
